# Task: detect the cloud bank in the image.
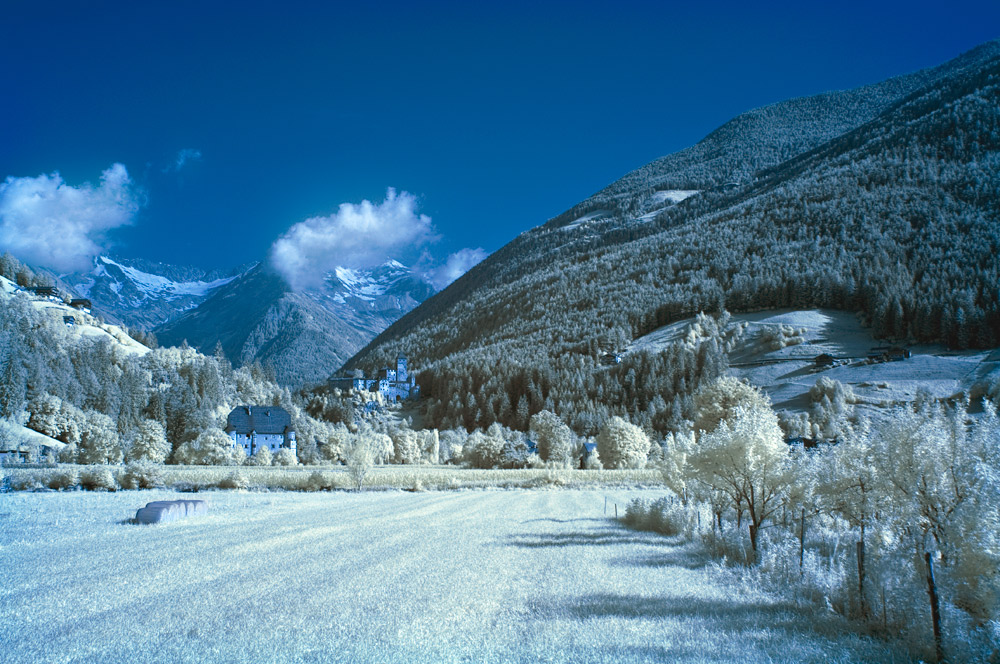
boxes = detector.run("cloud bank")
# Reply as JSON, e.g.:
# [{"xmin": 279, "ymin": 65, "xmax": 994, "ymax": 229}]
[
  {"xmin": 271, "ymin": 188, "xmax": 437, "ymax": 290},
  {"xmin": 425, "ymin": 247, "xmax": 487, "ymax": 289},
  {"xmin": 0, "ymin": 163, "xmax": 141, "ymax": 272}
]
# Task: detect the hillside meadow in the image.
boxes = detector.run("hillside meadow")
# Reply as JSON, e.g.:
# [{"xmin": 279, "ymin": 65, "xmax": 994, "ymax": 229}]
[{"xmin": 0, "ymin": 489, "xmax": 912, "ymax": 664}]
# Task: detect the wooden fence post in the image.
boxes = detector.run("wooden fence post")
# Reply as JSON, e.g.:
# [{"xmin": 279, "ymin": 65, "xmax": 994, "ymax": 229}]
[
  {"xmin": 799, "ymin": 509, "xmax": 806, "ymax": 574},
  {"xmin": 925, "ymin": 552, "xmax": 944, "ymax": 663}
]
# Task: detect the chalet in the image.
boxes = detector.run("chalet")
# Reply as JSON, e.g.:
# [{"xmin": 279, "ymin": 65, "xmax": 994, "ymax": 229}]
[
  {"xmin": 26, "ymin": 286, "xmax": 61, "ymax": 302},
  {"xmin": 786, "ymin": 437, "xmax": 838, "ymax": 450},
  {"xmin": 329, "ymin": 355, "xmax": 420, "ymax": 402},
  {"xmin": 867, "ymin": 346, "xmax": 911, "ymax": 362},
  {"xmin": 69, "ymin": 298, "xmax": 92, "ymax": 313},
  {"xmin": 63, "ymin": 316, "xmax": 76, "ymax": 327},
  {"xmin": 579, "ymin": 441, "xmax": 598, "ymax": 469},
  {"xmin": 814, "ymin": 353, "xmax": 835, "ymax": 368},
  {"xmin": 225, "ymin": 406, "xmax": 296, "ymax": 457},
  {"xmin": 600, "ymin": 352, "xmax": 623, "ymax": 366}
]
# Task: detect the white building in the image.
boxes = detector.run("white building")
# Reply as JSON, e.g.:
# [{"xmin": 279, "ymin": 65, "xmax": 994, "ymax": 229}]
[{"xmin": 225, "ymin": 406, "xmax": 296, "ymax": 457}]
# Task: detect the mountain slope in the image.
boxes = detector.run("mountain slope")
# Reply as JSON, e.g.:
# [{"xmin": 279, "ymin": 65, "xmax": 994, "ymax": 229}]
[
  {"xmin": 344, "ymin": 40, "xmax": 1000, "ymax": 435},
  {"xmin": 156, "ymin": 261, "xmax": 434, "ymax": 386}
]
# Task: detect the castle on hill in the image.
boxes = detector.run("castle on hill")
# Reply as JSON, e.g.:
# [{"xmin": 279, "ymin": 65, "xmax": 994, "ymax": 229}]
[{"xmin": 328, "ymin": 355, "xmax": 419, "ymax": 402}]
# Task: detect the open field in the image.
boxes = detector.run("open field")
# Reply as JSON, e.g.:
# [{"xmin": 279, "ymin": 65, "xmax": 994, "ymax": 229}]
[{"xmin": 0, "ymin": 490, "xmax": 912, "ymax": 663}]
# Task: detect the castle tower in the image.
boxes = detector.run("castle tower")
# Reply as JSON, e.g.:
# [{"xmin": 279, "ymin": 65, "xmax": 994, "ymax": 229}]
[{"xmin": 396, "ymin": 355, "xmax": 408, "ymax": 383}]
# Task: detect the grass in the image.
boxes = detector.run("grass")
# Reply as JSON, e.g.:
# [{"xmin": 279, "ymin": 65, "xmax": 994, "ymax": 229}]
[
  {"xmin": 0, "ymin": 489, "xmax": 914, "ymax": 663},
  {"xmin": 3, "ymin": 464, "xmax": 664, "ymax": 492}
]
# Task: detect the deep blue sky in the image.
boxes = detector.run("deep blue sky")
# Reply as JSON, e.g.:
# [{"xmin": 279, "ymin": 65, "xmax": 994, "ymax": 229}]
[{"xmin": 2, "ymin": 0, "xmax": 998, "ymax": 273}]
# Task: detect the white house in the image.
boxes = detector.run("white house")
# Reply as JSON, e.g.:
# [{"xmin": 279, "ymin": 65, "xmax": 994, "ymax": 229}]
[{"xmin": 225, "ymin": 406, "xmax": 296, "ymax": 457}]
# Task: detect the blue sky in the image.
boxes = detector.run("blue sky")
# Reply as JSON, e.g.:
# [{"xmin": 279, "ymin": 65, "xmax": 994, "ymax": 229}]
[{"xmin": 1, "ymin": 0, "xmax": 997, "ymax": 280}]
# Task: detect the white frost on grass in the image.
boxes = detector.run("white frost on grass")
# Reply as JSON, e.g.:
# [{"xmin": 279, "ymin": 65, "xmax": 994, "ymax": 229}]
[{"xmin": 0, "ymin": 490, "xmax": 908, "ymax": 663}]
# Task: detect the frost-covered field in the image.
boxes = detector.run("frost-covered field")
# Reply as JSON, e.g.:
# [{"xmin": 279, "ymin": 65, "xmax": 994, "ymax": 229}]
[{"xmin": 0, "ymin": 490, "xmax": 911, "ymax": 663}]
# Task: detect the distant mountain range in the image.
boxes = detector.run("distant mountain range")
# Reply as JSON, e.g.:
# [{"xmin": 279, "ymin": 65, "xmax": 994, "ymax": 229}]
[
  {"xmin": 154, "ymin": 260, "xmax": 435, "ymax": 386},
  {"xmin": 344, "ymin": 39, "xmax": 1000, "ymax": 434},
  {"xmin": 46, "ymin": 254, "xmax": 434, "ymax": 387},
  {"xmin": 60, "ymin": 255, "xmax": 246, "ymax": 330}
]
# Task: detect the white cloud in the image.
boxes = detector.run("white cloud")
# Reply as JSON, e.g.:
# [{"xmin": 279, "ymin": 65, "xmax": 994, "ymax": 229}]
[
  {"xmin": 0, "ymin": 163, "xmax": 141, "ymax": 272},
  {"xmin": 424, "ymin": 247, "xmax": 487, "ymax": 290},
  {"xmin": 270, "ymin": 188, "xmax": 437, "ymax": 290},
  {"xmin": 165, "ymin": 148, "xmax": 202, "ymax": 173}
]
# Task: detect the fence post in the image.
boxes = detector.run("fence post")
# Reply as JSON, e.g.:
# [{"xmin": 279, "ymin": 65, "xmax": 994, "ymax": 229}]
[
  {"xmin": 799, "ymin": 509, "xmax": 806, "ymax": 574},
  {"xmin": 925, "ymin": 552, "xmax": 944, "ymax": 663}
]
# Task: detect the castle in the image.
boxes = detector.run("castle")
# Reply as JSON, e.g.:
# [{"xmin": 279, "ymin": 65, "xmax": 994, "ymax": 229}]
[{"xmin": 329, "ymin": 355, "xmax": 419, "ymax": 402}]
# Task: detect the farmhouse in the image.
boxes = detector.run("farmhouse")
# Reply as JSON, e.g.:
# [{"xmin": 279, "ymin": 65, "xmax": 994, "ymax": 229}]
[
  {"xmin": 225, "ymin": 406, "xmax": 296, "ymax": 457},
  {"xmin": 329, "ymin": 355, "xmax": 420, "ymax": 401},
  {"xmin": 69, "ymin": 298, "xmax": 92, "ymax": 313}
]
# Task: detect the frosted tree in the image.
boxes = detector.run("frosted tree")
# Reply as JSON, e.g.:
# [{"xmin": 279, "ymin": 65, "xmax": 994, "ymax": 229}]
[
  {"xmin": 873, "ymin": 402, "xmax": 1000, "ymax": 625},
  {"xmin": 596, "ymin": 417, "xmax": 649, "ymax": 469},
  {"xmin": 529, "ymin": 410, "xmax": 574, "ymax": 467},
  {"xmin": 687, "ymin": 404, "xmax": 790, "ymax": 558},
  {"xmin": 392, "ymin": 428, "xmax": 422, "ymax": 465},
  {"xmin": 173, "ymin": 429, "xmax": 237, "ymax": 465},
  {"xmin": 78, "ymin": 411, "xmax": 122, "ymax": 465},
  {"xmin": 693, "ymin": 376, "xmax": 770, "ymax": 435},
  {"xmin": 813, "ymin": 419, "xmax": 888, "ymax": 616},
  {"xmin": 125, "ymin": 419, "xmax": 170, "ymax": 463},
  {"xmin": 344, "ymin": 432, "xmax": 378, "ymax": 490},
  {"xmin": 659, "ymin": 430, "xmax": 695, "ymax": 502}
]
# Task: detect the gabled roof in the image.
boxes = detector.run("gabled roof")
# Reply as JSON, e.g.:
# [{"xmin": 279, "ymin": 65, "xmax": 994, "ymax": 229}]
[{"xmin": 226, "ymin": 406, "xmax": 293, "ymax": 434}]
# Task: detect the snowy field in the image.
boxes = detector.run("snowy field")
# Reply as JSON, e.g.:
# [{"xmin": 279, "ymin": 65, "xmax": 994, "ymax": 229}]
[{"xmin": 0, "ymin": 490, "xmax": 910, "ymax": 663}]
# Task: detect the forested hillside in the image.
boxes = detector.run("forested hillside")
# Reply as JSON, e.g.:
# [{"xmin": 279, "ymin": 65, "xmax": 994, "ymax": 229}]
[
  {"xmin": 0, "ymin": 260, "xmax": 348, "ymax": 466},
  {"xmin": 346, "ymin": 40, "xmax": 1000, "ymax": 436}
]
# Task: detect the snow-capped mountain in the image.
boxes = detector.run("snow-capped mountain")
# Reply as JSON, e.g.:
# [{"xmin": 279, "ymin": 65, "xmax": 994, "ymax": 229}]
[
  {"xmin": 60, "ymin": 255, "xmax": 247, "ymax": 329},
  {"xmin": 155, "ymin": 260, "xmax": 434, "ymax": 386}
]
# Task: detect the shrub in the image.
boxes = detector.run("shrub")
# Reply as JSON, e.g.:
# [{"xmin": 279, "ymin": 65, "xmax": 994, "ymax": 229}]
[
  {"xmin": 119, "ymin": 462, "xmax": 165, "ymax": 489},
  {"xmin": 47, "ymin": 468, "xmax": 79, "ymax": 491},
  {"xmin": 9, "ymin": 473, "xmax": 44, "ymax": 491},
  {"xmin": 272, "ymin": 448, "xmax": 298, "ymax": 466},
  {"xmin": 218, "ymin": 471, "xmax": 249, "ymax": 490},
  {"xmin": 246, "ymin": 447, "xmax": 272, "ymax": 466},
  {"xmin": 79, "ymin": 467, "xmax": 117, "ymax": 491},
  {"xmin": 305, "ymin": 471, "xmax": 335, "ymax": 491}
]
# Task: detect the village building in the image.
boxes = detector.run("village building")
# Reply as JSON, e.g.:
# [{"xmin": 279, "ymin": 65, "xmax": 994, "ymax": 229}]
[
  {"xmin": 69, "ymin": 298, "xmax": 92, "ymax": 313},
  {"xmin": 224, "ymin": 405, "xmax": 296, "ymax": 457},
  {"xmin": 329, "ymin": 355, "xmax": 420, "ymax": 402}
]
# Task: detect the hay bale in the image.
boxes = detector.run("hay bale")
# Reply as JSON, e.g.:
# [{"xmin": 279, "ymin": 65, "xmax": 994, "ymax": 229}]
[{"xmin": 135, "ymin": 499, "xmax": 208, "ymax": 524}]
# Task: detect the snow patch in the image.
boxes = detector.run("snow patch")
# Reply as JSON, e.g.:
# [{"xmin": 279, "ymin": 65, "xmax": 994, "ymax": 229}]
[
  {"xmin": 650, "ymin": 189, "xmax": 699, "ymax": 205},
  {"xmin": 562, "ymin": 210, "xmax": 611, "ymax": 231},
  {"xmin": 97, "ymin": 256, "xmax": 234, "ymax": 302}
]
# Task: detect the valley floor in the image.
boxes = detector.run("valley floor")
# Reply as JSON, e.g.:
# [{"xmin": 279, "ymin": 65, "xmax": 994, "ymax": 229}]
[{"xmin": 0, "ymin": 490, "xmax": 912, "ymax": 663}]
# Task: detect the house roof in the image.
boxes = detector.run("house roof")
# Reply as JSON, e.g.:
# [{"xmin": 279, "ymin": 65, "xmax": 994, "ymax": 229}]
[{"xmin": 226, "ymin": 406, "xmax": 293, "ymax": 434}]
